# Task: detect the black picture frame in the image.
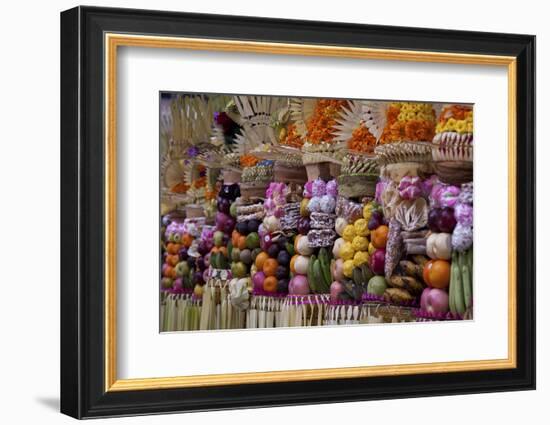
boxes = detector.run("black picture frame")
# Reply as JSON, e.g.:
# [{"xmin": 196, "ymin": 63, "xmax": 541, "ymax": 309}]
[{"xmin": 61, "ymin": 5, "xmax": 536, "ymax": 419}]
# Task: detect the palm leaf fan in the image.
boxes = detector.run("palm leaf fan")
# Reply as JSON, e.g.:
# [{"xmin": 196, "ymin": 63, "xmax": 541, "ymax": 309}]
[
  {"xmin": 289, "ymin": 97, "xmax": 317, "ymax": 136},
  {"xmin": 233, "ymin": 95, "xmax": 287, "ymax": 144},
  {"xmin": 159, "ymin": 97, "xmax": 173, "ymax": 157},
  {"xmin": 169, "ymin": 94, "xmax": 216, "ymax": 158},
  {"xmin": 160, "ymin": 156, "xmax": 187, "ymax": 189},
  {"xmin": 333, "ymin": 100, "xmax": 365, "ymax": 143},
  {"xmin": 362, "ymin": 101, "xmax": 387, "ymax": 140}
]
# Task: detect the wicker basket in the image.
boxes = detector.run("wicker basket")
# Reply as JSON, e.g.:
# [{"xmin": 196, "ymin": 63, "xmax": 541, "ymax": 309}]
[
  {"xmin": 305, "ymin": 162, "xmax": 332, "ymax": 181},
  {"xmin": 433, "ymin": 161, "xmax": 473, "ymax": 185},
  {"xmin": 337, "ymin": 174, "xmax": 377, "ymax": 198},
  {"xmin": 185, "ymin": 204, "xmax": 205, "ymax": 218},
  {"xmin": 222, "ymin": 169, "xmax": 241, "ymax": 185},
  {"xmin": 273, "ymin": 162, "xmax": 307, "ymax": 184},
  {"xmin": 240, "ymin": 181, "xmax": 270, "ymax": 199}
]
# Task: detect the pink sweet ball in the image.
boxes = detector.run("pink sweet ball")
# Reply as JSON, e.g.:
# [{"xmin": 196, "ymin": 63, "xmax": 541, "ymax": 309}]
[
  {"xmin": 326, "ymin": 179, "xmax": 338, "ymax": 197},
  {"xmin": 421, "ymin": 175, "xmax": 438, "ymax": 198},
  {"xmin": 375, "ymin": 179, "xmax": 390, "ymax": 204},
  {"xmin": 312, "ymin": 178, "xmax": 326, "ymax": 197},
  {"xmin": 303, "ymin": 181, "xmax": 313, "ymax": 198},
  {"xmin": 400, "ymin": 185, "xmax": 422, "ymax": 200},
  {"xmin": 320, "ymin": 195, "xmax": 336, "ymax": 213}
]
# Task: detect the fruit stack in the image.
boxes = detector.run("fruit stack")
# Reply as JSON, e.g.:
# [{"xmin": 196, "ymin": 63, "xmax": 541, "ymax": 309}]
[
  {"xmin": 305, "ymin": 178, "xmax": 338, "ymax": 248},
  {"xmin": 162, "ymin": 216, "xmax": 209, "ymax": 297},
  {"xmin": 161, "ymin": 216, "xmax": 187, "ymax": 292},
  {"xmin": 247, "ymin": 182, "xmax": 295, "ymax": 295},
  {"xmin": 209, "ymin": 182, "xmax": 240, "ymax": 274},
  {"xmin": 228, "ymin": 208, "xmax": 262, "ymax": 282},
  {"xmin": 330, "ymin": 200, "xmax": 385, "ymax": 302}
]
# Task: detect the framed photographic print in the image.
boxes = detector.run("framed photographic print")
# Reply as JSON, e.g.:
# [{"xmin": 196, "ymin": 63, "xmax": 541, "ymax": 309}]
[{"xmin": 60, "ymin": 6, "xmax": 536, "ymax": 419}]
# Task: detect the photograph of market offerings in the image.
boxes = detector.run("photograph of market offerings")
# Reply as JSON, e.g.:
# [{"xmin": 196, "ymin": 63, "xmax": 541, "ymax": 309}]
[{"xmin": 160, "ymin": 93, "xmax": 474, "ymax": 332}]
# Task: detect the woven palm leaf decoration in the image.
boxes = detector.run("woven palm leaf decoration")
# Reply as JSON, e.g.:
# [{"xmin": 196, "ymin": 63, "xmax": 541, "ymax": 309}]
[
  {"xmin": 333, "ymin": 100, "xmax": 363, "ymax": 142},
  {"xmin": 362, "ymin": 101, "xmax": 387, "ymax": 140},
  {"xmin": 289, "ymin": 97, "xmax": 317, "ymax": 136},
  {"xmin": 169, "ymin": 94, "xmax": 216, "ymax": 158},
  {"xmin": 159, "ymin": 97, "xmax": 173, "ymax": 157}
]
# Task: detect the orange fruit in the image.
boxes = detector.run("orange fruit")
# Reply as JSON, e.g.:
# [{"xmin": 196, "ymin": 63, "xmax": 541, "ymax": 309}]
[
  {"xmin": 422, "ymin": 260, "xmax": 434, "ymax": 285},
  {"xmin": 211, "ymin": 246, "xmax": 220, "ymax": 254},
  {"xmin": 289, "ymin": 254, "xmax": 299, "ymax": 274},
  {"xmin": 232, "ymin": 230, "xmax": 240, "ymax": 247},
  {"xmin": 167, "ymin": 255, "xmax": 179, "ymax": 266},
  {"xmin": 263, "ymin": 258, "xmax": 279, "ymax": 277},
  {"xmin": 372, "ymin": 225, "xmax": 389, "ymax": 248},
  {"xmin": 255, "ymin": 251, "xmax": 269, "ymax": 270},
  {"xmin": 219, "ymin": 246, "xmax": 228, "ymax": 257},
  {"xmin": 163, "ymin": 266, "xmax": 175, "ymax": 278},
  {"xmin": 181, "ymin": 234, "xmax": 194, "ymax": 248},
  {"xmin": 263, "ymin": 276, "xmax": 278, "ymax": 293},
  {"xmin": 427, "ymin": 260, "xmax": 451, "ymax": 289},
  {"xmin": 237, "ymin": 235, "xmax": 247, "ymax": 250},
  {"xmin": 166, "ymin": 243, "xmax": 180, "ymax": 255}
]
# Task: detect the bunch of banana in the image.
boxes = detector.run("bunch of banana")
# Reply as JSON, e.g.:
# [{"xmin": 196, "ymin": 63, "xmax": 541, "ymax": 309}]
[
  {"xmin": 388, "ymin": 275, "xmax": 424, "ymax": 295},
  {"xmin": 449, "ymin": 248, "xmax": 473, "ymax": 316},
  {"xmin": 307, "ymin": 248, "xmax": 332, "ymax": 293},
  {"xmin": 383, "ymin": 288, "xmax": 414, "ymax": 304},
  {"xmin": 352, "ymin": 264, "xmax": 374, "ymax": 286},
  {"xmin": 399, "ymin": 260, "xmax": 424, "ymax": 279}
]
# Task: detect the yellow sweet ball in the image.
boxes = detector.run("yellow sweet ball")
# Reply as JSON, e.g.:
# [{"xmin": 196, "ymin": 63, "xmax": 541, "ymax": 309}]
[
  {"xmin": 339, "ymin": 241, "xmax": 355, "ymax": 261},
  {"xmin": 353, "ymin": 251, "xmax": 370, "ymax": 267},
  {"xmin": 342, "ymin": 224, "xmax": 356, "ymax": 242},
  {"xmin": 467, "ymin": 123, "xmax": 473, "ymax": 133},
  {"xmin": 352, "ymin": 235, "xmax": 369, "ymax": 252},
  {"xmin": 363, "ymin": 203, "xmax": 375, "ymax": 221},
  {"xmin": 343, "ymin": 260, "xmax": 355, "ymax": 278},
  {"xmin": 354, "ymin": 219, "xmax": 370, "ymax": 237}
]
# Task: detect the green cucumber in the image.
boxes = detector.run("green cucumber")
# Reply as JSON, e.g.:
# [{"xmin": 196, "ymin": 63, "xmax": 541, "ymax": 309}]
[
  {"xmin": 453, "ymin": 254, "xmax": 466, "ymax": 315},
  {"xmin": 308, "ymin": 254, "xmax": 317, "ymax": 293},
  {"xmin": 449, "ymin": 252, "xmax": 457, "ymax": 314},
  {"xmin": 462, "ymin": 264, "xmax": 472, "ymax": 309}
]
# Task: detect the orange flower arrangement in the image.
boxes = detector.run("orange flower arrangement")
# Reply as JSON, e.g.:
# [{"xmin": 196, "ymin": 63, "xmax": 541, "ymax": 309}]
[
  {"xmin": 347, "ymin": 124, "xmax": 377, "ymax": 153},
  {"xmin": 170, "ymin": 182, "xmax": 189, "ymax": 193},
  {"xmin": 280, "ymin": 123, "xmax": 304, "ymax": 148},
  {"xmin": 205, "ymin": 189, "xmax": 217, "ymax": 200},
  {"xmin": 438, "ymin": 105, "xmax": 472, "ymax": 123},
  {"xmin": 306, "ymin": 99, "xmax": 348, "ymax": 144},
  {"xmin": 379, "ymin": 102, "xmax": 435, "ymax": 143},
  {"xmin": 239, "ymin": 154, "xmax": 259, "ymax": 168}
]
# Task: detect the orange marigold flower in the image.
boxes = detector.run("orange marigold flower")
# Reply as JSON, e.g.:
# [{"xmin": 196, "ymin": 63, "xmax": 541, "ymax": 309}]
[
  {"xmin": 348, "ymin": 124, "xmax": 377, "ymax": 152},
  {"xmin": 239, "ymin": 154, "xmax": 259, "ymax": 168},
  {"xmin": 281, "ymin": 123, "xmax": 304, "ymax": 148},
  {"xmin": 306, "ymin": 99, "xmax": 348, "ymax": 144}
]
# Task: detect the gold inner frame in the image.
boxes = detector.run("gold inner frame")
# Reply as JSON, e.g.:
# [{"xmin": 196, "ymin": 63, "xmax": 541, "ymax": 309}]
[{"xmin": 104, "ymin": 33, "xmax": 517, "ymax": 392}]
